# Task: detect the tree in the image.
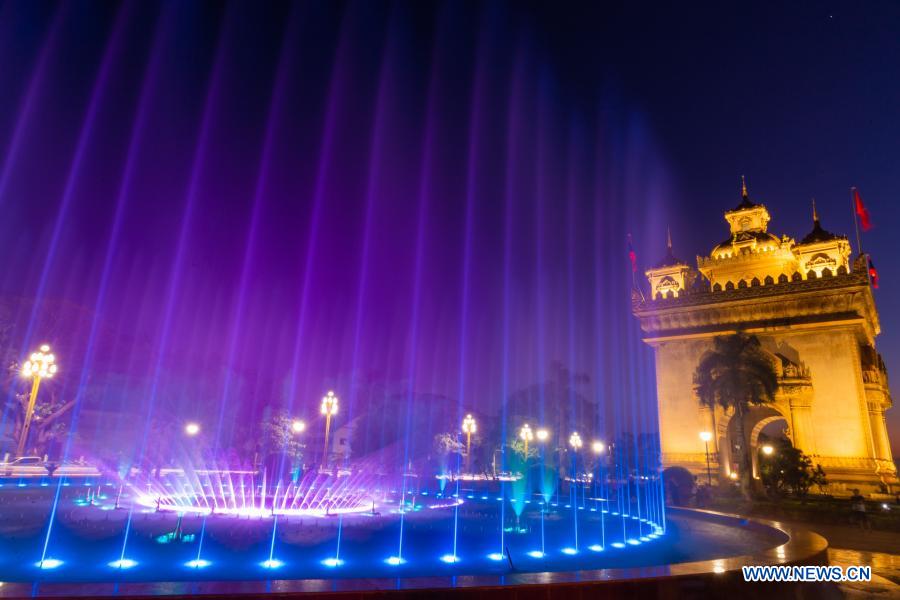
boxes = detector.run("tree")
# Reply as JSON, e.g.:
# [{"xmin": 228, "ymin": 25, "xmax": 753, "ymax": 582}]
[
  {"xmin": 2, "ymin": 359, "xmax": 73, "ymax": 457},
  {"xmin": 508, "ymin": 438, "xmax": 538, "ymax": 462},
  {"xmin": 261, "ymin": 411, "xmax": 306, "ymax": 471},
  {"xmin": 432, "ymin": 432, "xmax": 464, "ymax": 475},
  {"xmin": 694, "ymin": 333, "xmax": 778, "ymax": 496},
  {"xmin": 433, "ymin": 432, "xmax": 464, "ymax": 456},
  {"xmin": 759, "ymin": 444, "xmax": 827, "ymax": 499},
  {"xmin": 505, "ymin": 361, "xmax": 595, "ymax": 481}
]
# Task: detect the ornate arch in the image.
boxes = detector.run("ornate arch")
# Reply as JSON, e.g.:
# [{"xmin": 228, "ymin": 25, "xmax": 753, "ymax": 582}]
[{"xmin": 696, "ymin": 342, "xmax": 808, "ymax": 480}]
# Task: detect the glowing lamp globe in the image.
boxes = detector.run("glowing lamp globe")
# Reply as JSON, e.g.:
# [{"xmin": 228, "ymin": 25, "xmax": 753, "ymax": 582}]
[
  {"xmin": 569, "ymin": 432, "xmax": 583, "ymax": 450},
  {"xmin": 22, "ymin": 344, "xmax": 58, "ymax": 379},
  {"xmin": 519, "ymin": 423, "xmax": 533, "ymax": 442},
  {"xmin": 321, "ymin": 391, "xmax": 339, "ymax": 416},
  {"xmin": 462, "ymin": 414, "xmax": 476, "ymax": 434}
]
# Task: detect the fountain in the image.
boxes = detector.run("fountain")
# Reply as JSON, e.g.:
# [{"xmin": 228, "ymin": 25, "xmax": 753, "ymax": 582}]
[{"xmin": 0, "ymin": 2, "xmax": 828, "ymax": 598}]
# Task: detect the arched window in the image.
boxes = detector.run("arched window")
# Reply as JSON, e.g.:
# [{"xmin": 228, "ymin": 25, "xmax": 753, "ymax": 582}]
[
  {"xmin": 778, "ymin": 274, "xmax": 789, "ymax": 284},
  {"xmin": 837, "ymin": 265, "xmax": 847, "ymax": 275},
  {"xmin": 764, "ymin": 275, "xmax": 774, "ymax": 285},
  {"xmin": 713, "ymin": 283, "xmax": 722, "ymax": 292},
  {"xmin": 791, "ymin": 271, "xmax": 802, "ymax": 282},
  {"xmin": 751, "ymin": 277, "xmax": 761, "ymax": 287},
  {"xmin": 821, "ymin": 268, "xmax": 833, "ymax": 278},
  {"xmin": 725, "ymin": 281, "xmax": 735, "ymax": 291},
  {"xmin": 807, "ymin": 269, "xmax": 817, "ymax": 279},
  {"xmin": 738, "ymin": 279, "xmax": 747, "ymax": 289}
]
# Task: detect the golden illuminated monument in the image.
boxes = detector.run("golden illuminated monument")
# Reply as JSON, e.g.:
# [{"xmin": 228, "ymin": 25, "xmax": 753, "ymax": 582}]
[{"xmin": 633, "ymin": 179, "xmax": 897, "ymax": 493}]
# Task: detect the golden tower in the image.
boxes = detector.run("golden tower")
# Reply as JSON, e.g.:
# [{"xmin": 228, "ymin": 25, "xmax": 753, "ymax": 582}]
[{"xmin": 632, "ymin": 180, "xmax": 896, "ymax": 493}]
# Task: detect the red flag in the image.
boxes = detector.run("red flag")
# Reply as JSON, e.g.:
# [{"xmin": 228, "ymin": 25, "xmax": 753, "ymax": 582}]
[
  {"xmin": 627, "ymin": 234, "xmax": 637, "ymax": 273},
  {"xmin": 868, "ymin": 257, "xmax": 879, "ymax": 289},
  {"xmin": 854, "ymin": 188, "xmax": 872, "ymax": 231}
]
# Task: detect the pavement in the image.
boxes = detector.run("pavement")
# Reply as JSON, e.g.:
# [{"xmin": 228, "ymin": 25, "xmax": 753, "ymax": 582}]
[
  {"xmin": 829, "ymin": 549, "xmax": 900, "ymax": 599},
  {"xmin": 774, "ymin": 519, "xmax": 900, "ymax": 598}
]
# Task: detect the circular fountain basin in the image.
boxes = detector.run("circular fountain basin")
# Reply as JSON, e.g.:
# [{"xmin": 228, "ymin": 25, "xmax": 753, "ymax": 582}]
[
  {"xmin": 0, "ymin": 482, "xmax": 662, "ymax": 582},
  {"xmin": 0, "ymin": 484, "xmax": 828, "ymax": 598}
]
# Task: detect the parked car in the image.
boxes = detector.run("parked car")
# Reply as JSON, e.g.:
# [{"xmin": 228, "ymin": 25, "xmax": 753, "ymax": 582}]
[
  {"xmin": 1, "ymin": 456, "xmax": 47, "ymax": 477},
  {"xmin": 53, "ymin": 461, "xmax": 101, "ymax": 478},
  {"xmin": 0, "ymin": 456, "xmax": 101, "ymax": 478}
]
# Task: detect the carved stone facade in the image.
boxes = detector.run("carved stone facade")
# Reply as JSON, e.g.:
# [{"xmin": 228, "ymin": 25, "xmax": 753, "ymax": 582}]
[{"xmin": 633, "ymin": 182, "xmax": 897, "ymax": 493}]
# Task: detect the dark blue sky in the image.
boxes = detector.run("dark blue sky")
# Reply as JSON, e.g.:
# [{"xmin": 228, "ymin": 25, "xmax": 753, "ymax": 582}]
[{"xmin": 559, "ymin": 1, "xmax": 900, "ymax": 452}]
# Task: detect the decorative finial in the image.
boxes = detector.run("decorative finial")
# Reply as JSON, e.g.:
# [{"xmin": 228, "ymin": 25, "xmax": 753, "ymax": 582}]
[
  {"xmin": 666, "ymin": 226, "xmax": 672, "ymax": 250},
  {"xmin": 741, "ymin": 175, "xmax": 748, "ymax": 199},
  {"xmin": 812, "ymin": 198, "xmax": 818, "ymax": 223}
]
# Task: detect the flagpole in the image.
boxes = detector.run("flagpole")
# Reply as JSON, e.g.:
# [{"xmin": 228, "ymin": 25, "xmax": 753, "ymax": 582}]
[
  {"xmin": 627, "ymin": 233, "xmax": 644, "ymax": 302},
  {"xmin": 851, "ymin": 186, "xmax": 863, "ymax": 257},
  {"xmin": 851, "ymin": 187, "xmax": 873, "ymax": 292}
]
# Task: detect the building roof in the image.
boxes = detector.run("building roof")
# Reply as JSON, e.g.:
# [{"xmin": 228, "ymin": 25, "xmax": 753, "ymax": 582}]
[
  {"xmin": 800, "ymin": 219, "xmax": 842, "ymax": 245},
  {"xmin": 711, "ymin": 230, "xmax": 781, "ymax": 256},
  {"xmin": 651, "ymin": 227, "xmax": 687, "ymax": 269},
  {"xmin": 652, "ymin": 245, "xmax": 686, "ymax": 269},
  {"xmin": 800, "ymin": 204, "xmax": 844, "ymax": 245},
  {"xmin": 731, "ymin": 175, "xmax": 761, "ymax": 211}
]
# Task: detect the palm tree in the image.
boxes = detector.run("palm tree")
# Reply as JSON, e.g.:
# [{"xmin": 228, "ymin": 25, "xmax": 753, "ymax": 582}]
[{"xmin": 694, "ymin": 333, "xmax": 778, "ymax": 496}]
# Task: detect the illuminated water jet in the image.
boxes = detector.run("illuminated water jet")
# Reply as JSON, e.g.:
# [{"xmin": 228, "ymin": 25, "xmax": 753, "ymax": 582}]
[{"xmin": 108, "ymin": 558, "xmax": 138, "ymax": 569}]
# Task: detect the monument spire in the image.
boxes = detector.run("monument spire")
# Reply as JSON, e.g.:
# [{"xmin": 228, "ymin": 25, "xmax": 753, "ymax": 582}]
[
  {"xmin": 733, "ymin": 175, "xmax": 757, "ymax": 210},
  {"xmin": 812, "ymin": 198, "xmax": 819, "ymax": 223}
]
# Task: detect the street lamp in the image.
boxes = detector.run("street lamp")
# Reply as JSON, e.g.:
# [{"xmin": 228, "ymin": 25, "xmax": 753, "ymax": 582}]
[
  {"xmin": 569, "ymin": 432, "xmax": 583, "ymax": 477},
  {"xmin": 185, "ymin": 422, "xmax": 200, "ymax": 436},
  {"xmin": 320, "ymin": 391, "xmax": 338, "ymax": 465},
  {"xmin": 519, "ymin": 423, "xmax": 534, "ymax": 457},
  {"xmin": 568, "ymin": 432, "xmax": 584, "ymax": 512},
  {"xmin": 569, "ymin": 432, "xmax": 583, "ymax": 450},
  {"xmin": 536, "ymin": 428, "xmax": 549, "ymax": 443},
  {"xmin": 18, "ymin": 345, "xmax": 58, "ymax": 457},
  {"xmin": 291, "ymin": 419, "xmax": 306, "ymax": 434},
  {"xmin": 699, "ymin": 431, "xmax": 713, "ymax": 486},
  {"xmin": 590, "ymin": 440, "xmax": 605, "ymax": 509},
  {"xmin": 462, "ymin": 414, "xmax": 476, "ymax": 473},
  {"xmin": 761, "ymin": 444, "xmax": 774, "ymax": 456}
]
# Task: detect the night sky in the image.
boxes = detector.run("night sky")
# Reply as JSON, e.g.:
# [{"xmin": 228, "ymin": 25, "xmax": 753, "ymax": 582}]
[{"xmin": 0, "ymin": 1, "xmax": 898, "ymax": 458}]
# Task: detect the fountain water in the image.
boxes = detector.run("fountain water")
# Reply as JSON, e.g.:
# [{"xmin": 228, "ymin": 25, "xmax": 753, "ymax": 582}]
[{"xmin": 0, "ymin": 0, "xmax": 683, "ymax": 593}]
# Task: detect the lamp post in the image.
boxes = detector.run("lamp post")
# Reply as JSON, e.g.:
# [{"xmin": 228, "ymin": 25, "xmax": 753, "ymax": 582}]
[
  {"xmin": 185, "ymin": 422, "xmax": 200, "ymax": 437},
  {"xmin": 590, "ymin": 441, "xmax": 605, "ymax": 510},
  {"xmin": 291, "ymin": 419, "xmax": 306, "ymax": 434},
  {"xmin": 17, "ymin": 345, "xmax": 58, "ymax": 457},
  {"xmin": 320, "ymin": 391, "xmax": 338, "ymax": 466},
  {"xmin": 569, "ymin": 432, "xmax": 583, "ymax": 479},
  {"xmin": 462, "ymin": 414, "xmax": 476, "ymax": 473},
  {"xmin": 568, "ymin": 432, "xmax": 584, "ymax": 536},
  {"xmin": 519, "ymin": 423, "xmax": 533, "ymax": 458},
  {"xmin": 699, "ymin": 431, "xmax": 713, "ymax": 486},
  {"xmin": 568, "ymin": 432, "xmax": 583, "ymax": 451},
  {"xmin": 761, "ymin": 444, "xmax": 774, "ymax": 456}
]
